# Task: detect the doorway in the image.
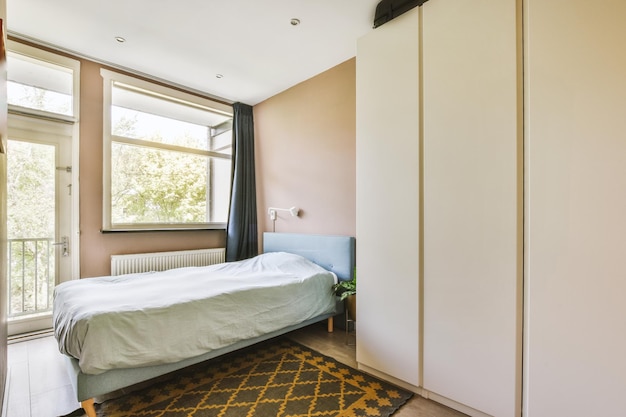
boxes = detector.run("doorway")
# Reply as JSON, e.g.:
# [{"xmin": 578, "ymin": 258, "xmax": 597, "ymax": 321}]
[{"xmin": 6, "ymin": 117, "xmax": 75, "ymax": 336}]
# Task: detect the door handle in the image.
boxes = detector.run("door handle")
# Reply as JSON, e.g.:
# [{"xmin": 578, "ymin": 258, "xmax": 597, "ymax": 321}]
[{"xmin": 53, "ymin": 236, "xmax": 69, "ymax": 257}]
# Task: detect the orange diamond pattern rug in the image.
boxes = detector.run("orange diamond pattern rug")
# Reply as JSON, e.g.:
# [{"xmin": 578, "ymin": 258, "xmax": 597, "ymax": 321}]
[{"xmin": 83, "ymin": 338, "xmax": 412, "ymax": 416}]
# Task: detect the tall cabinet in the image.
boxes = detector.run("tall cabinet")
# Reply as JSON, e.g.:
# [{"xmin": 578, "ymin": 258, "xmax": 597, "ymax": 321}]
[
  {"xmin": 356, "ymin": 9, "xmax": 421, "ymax": 389},
  {"xmin": 357, "ymin": 1, "xmax": 626, "ymax": 417},
  {"xmin": 524, "ymin": 1, "xmax": 626, "ymax": 415},
  {"xmin": 0, "ymin": 0, "xmax": 8, "ymax": 411},
  {"xmin": 421, "ymin": 1, "xmax": 522, "ymax": 416},
  {"xmin": 357, "ymin": 1, "xmax": 521, "ymax": 417}
]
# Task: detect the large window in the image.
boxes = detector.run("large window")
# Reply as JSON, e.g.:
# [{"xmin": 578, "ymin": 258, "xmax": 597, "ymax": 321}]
[{"xmin": 101, "ymin": 70, "xmax": 233, "ymax": 231}]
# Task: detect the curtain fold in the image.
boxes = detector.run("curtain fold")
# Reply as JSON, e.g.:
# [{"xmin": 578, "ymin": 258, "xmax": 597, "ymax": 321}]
[{"xmin": 226, "ymin": 102, "xmax": 258, "ymax": 261}]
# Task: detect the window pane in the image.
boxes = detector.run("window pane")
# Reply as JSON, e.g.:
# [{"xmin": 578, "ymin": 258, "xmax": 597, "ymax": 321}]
[
  {"xmin": 7, "ymin": 140, "xmax": 55, "ymax": 239},
  {"xmin": 111, "ymin": 84, "xmax": 232, "ymax": 152},
  {"xmin": 111, "ymin": 142, "xmax": 229, "ymax": 224},
  {"xmin": 7, "ymin": 54, "xmax": 73, "ymax": 116},
  {"xmin": 212, "ymin": 129, "xmax": 232, "ymax": 155},
  {"xmin": 7, "ymin": 140, "xmax": 56, "ymax": 317},
  {"xmin": 210, "ymin": 157, "xmax": 233, "ymax": 222},
  {"xmin": 112, "ymin": 105, "xmax": 211, "ymax": 150}
]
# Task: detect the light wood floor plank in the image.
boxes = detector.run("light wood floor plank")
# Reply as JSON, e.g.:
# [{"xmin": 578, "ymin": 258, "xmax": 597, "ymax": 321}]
[
  {"xmin": 31, "ymin": 384, "xmax": 78, "ymax": 417},
  {"xmin": 27, "ymin": 337, "xmax": 70, "ymax": 397},
  {"xmin": 5, "ymin": 362, "xmax": 31, "ymax": 417}
]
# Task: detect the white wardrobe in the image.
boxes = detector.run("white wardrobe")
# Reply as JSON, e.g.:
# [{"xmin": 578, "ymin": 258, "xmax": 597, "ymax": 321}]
[{"xmin": 356, "ymin": 1, "xmax": 626, "ymax": 416}]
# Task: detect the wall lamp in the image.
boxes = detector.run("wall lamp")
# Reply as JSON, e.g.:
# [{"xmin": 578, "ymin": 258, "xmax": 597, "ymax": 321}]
[{"xmin": 268, "ymin": 206, "xmax": 300, "ymax": 221}]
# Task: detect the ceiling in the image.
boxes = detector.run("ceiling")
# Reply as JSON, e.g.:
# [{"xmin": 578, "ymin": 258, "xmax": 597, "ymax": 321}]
[{"xmin": 7, "ymin": 0, "xmax": 380, "ymax": 105}]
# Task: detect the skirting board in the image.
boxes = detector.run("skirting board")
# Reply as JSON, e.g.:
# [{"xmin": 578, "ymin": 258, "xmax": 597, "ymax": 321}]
[
  {"xmin": 420, "ymin": 390, "xmax": 493, "ymax": 417},
  {"xmin": 357, "ymin": 362, "xmax": 420, "ymax": 394},
  {"xmin": 357, "ymin": 362, "xmax": 493, "ymax": 417}
]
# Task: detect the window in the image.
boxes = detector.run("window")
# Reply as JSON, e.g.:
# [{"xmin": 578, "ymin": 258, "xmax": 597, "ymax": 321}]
[
  {"xmin": 101, "ymin": 69, "xmax": 233, "ymax": 231},
  {"xmin": 7, "ymin": 43, "xmax": 78, "ymax": 119}
]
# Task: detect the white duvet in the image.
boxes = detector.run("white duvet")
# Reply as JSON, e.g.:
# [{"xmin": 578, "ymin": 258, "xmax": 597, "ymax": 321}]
[{"xmin": 53, "ymin": 252, "xmax": 337, "ymax": 375}]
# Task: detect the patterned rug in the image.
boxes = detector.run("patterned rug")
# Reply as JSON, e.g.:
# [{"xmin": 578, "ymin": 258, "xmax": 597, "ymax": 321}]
[{"xmin": 72, "ymin": 337, "xmax": 412, "ymax": 416}]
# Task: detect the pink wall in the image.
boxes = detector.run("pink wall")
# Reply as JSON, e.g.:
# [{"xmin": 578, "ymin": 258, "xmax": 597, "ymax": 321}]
[
  {"xmin": 18, "ymin": 39, "xmax": 355, "ymax": 277},
  {"xmin": 79, "ymin": 60, "xmax": 225, "ymax": 278},
  {"xmin": 254, "ymin": 58, "xmax": 356, "ymax": 246}
]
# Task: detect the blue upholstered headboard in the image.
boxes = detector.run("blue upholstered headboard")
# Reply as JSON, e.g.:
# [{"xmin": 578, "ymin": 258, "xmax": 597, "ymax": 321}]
[{"xmin": 263, "ymin": 232, "xmax": 355, "ymax": 281}]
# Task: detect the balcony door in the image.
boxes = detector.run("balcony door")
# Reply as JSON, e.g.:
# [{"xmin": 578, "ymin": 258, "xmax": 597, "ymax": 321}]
[{"xmin": 7, "ymin": 117, "xmax": 73, "ymax": 336}]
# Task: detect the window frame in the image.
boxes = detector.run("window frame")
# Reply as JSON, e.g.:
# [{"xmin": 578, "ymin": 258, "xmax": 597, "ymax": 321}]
[
  {"xmin": 100, "ymin": 69, "xmax": 233, "ymax": 232},
  {"xmin": 7, "ymin": 40, "xmax": 80, "ymax": 122}
]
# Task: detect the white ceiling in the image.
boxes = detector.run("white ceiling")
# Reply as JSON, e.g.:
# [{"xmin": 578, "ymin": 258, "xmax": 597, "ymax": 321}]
[{"xmin": 7, "ymin": 0, "xmax": 380, "ymax": 105}]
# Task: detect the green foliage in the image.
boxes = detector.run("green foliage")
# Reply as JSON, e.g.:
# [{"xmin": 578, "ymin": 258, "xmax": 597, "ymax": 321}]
[
  {"xmin": 110, "ymin": 112, "xmax": 223, "ymax": 225},
  {"xmin": 111, "ymin": 142, "xmax": 209, "ymax": 224},
  {"xmin": 7, "ymin": 141, "xmax": 55, "ymax": 239},
  {"xmin": 332, "ymin": 271, "xmax": 356, "ymax": 301},
  {"xmin": 6, "ymin": 140, "xmax": 56, "ymax": 316}
]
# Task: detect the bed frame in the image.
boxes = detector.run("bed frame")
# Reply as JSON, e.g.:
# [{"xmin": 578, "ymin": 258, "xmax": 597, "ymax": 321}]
[{"xmin": 66, "ymin": 232, "xmax": 355, "ymax": 417}]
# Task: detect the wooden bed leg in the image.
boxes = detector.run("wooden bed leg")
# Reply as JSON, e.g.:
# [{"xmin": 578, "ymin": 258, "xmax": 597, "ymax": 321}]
[
  {"xmin": 82, "ymin": 398, "xmax": 97, "ymax": 417},
  {"xmin": 327, "ymin": 317, "xmax": 334, "ymax": 333}
]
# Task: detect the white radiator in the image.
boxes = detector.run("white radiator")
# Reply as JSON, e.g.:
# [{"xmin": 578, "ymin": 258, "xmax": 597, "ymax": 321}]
[{"xmin": 110, "ymin": 248, "xmax": 226, "ymax": 276}]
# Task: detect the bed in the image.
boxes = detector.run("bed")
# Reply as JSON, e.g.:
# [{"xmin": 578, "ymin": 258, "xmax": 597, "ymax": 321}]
[{"xmin": 53, "ymin": 232, "xmax": 355, "ymax": 417}]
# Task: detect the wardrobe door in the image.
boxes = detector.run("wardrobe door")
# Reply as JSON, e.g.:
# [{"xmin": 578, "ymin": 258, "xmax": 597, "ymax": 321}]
[
  {"xmin": 422, "ymin": 1, "xmax": 522, "ymax": 416},
  {"xmin": 0, "ymin": 2, "xmax": 8, "ymax": 409},
  {"xmin": 356, "ymin": 8, "xmax": 421, "ymax": 388},
  {"xmin": 525, "ymin": 1, "xmax": 626, "ymax": 416}
]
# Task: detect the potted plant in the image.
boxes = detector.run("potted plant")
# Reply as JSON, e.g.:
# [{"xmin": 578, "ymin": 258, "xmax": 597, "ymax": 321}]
[{"xmin": 332, "ymin": 273, "xmax": 356, "ymax": 321}]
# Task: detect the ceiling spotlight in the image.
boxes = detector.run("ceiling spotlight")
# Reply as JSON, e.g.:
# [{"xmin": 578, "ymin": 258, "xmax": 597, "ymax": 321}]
[
  {"xmin": 216, "ymin": 74, "xmax": 224, "ymax": 79},
  {"xmin": 114, "ymin": 36, "xmax": 126, "ymax": 43},
  {"xmin": 290, "ymin": 18, "xmax": 301, "ymax": 26}
]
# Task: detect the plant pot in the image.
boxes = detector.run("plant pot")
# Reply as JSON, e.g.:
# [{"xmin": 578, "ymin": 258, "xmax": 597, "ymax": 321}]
[{"xmin": 345, "ymin": 294, "xmax": 356, "ymax": 321}]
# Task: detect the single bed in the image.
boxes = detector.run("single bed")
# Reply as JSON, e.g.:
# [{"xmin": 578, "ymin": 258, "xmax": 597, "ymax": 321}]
[{"xmin": 53, "ymin": 232, "xmax": 355, "ymax": 417}]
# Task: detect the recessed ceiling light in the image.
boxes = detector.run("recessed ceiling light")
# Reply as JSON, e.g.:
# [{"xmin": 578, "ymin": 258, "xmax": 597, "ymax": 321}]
[
  {"xmin": 216, "ymin": 74, "xmax": 224, "ymax": 79},
  {"xmin": 290, "ymin": 18, "xmax": 301, "ymax": 26},
  {"xmin": 114, "ymin": 36, "xmax": 126, "ymax": 43}
]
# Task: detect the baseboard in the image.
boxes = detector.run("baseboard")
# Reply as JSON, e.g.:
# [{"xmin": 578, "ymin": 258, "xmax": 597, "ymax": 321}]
[
  {"xmin": 357, "ymin": 362, "xmax": 421, "ymax": 394},
  {"xmin": 356, "ymin": 361, "xmax": 493, "ymax": 417},
  {"xmin": 8, "ymin": 328, "xmax": 54, "ymax": 344},
  {"xmin": 420, "ymin": 389, "xmax": 493, "ymax": 417}
]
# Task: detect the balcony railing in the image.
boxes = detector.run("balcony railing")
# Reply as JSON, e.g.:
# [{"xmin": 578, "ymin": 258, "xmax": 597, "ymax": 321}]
[{"xmin": 7, "ymin": 238, "xmax": 56, "ymax": 319}]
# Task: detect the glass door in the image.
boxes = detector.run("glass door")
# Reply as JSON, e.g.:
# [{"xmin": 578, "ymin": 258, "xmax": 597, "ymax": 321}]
[{"xmin": 6, "ymin": 126, "xmax": 72, "ymax": 336}]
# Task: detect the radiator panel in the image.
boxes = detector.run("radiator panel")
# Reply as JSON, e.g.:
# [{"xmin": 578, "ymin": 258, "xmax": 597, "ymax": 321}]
[{"xmin": 110, "ymin": 248, "xmax": 226, "ymax": 276}]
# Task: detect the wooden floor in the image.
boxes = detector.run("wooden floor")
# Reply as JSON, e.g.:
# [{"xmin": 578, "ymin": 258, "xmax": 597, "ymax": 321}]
[
  {"xmin": 6, "ymin": 324, "xmax": 466, "ymax": 417},
  {"xmin": 6, "ymin": 334, "xmax": 79, "ymax": 417}
]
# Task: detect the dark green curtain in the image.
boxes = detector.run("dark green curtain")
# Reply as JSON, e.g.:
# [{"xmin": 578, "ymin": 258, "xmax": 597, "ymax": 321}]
[{"xmin": 226, "ymin": 102, "xmax": 258, "ymax": 261}]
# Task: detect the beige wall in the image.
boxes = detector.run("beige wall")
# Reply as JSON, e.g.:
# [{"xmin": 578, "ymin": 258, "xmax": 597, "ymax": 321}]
[
  {"xmin": 78, "ymin": 60, "xmax": 225, "ymax": 278},
  {"xmin": 80, "ymin": 55, "xmax": 357, "ymax": 277},
  {"xmin": 254, "ymin": 58, "xmax": 356, "ymax": 244}
]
